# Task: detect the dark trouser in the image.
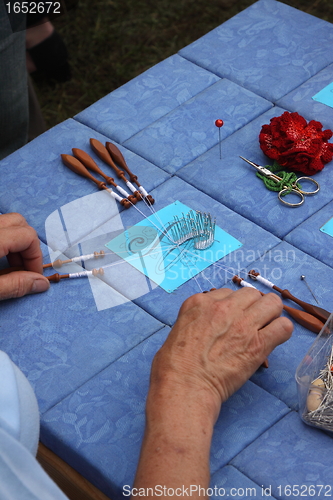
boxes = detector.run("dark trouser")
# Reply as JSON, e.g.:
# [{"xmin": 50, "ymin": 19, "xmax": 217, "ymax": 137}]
[{"xmin": 0, "ymin": 4, "xmax": 28, "ymax": 160}]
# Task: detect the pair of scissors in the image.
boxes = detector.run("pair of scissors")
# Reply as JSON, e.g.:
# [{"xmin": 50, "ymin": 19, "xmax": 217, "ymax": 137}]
[{"xmin": 239, "ymin": 156, "xmax": 320, "ymax": 207}]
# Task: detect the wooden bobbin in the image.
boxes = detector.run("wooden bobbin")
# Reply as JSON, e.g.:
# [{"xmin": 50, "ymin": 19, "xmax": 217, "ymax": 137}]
[
  {"xmin": 118, "ymin": 196, "xmax": 131, "ymax": 209},
  {"xmin": 104, "ymin": 140, "xmax": 155, "ymax": 205},
  {"xmin": 72, "ymin": 148, "xmax": 115, "ymax": 185},
  {"xmin": 234, "ymin": 274, "xmax": 325, "ymax": 334},
  {"xmin": 145, "ymin": 195, "xmax": 155, "ymax": 205},
  {"xmin": 47, "ymin": 273, "xmax": 69, "ymax": 283},
  {"xmin": 248, "ymin": 269, "xmax": 330, "ymax": 324},
  {"xmin": 47, "ymin": 268, "xmax": 104, "ymax": 283},
  {"xmin": 61, "ymin": 154, "xmax": 106, "ymax": 190},
  {"xmin": 232, "ymin": 276, "xmax": 242, "ymax": 286},
  {"xmin": 105, "ymin": 142, "xmax": 143, "ymax": 201},
  {"xmin": 90, "ymin": 139, "xmax": 126, "ymax": 180},
  {"xmin": 43, "ymin": 251, "xmax": 105, "ymax": 269},
  {"xmin": 47, "ymin": 259, "xmax": 67, "ymax": 269},
  {"xmin": 105, "ymin": 142, "xmax": 138, "ymax": 185},
  {"xmin": 94, "ymin": 250, "xmax": 105, "ymax": 257},
  {"xmin": 72, "ymin": 149, "xmax": 137, "ymax": 205},
  {"xmin": 91, "ymin": 268, "xmax": 104, "ymax": 276}
]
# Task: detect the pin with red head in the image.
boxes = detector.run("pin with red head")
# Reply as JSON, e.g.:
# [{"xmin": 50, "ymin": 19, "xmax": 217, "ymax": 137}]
[{"xmin": 215, "ymin": 119, "xmax": 224, "ymax": 159}]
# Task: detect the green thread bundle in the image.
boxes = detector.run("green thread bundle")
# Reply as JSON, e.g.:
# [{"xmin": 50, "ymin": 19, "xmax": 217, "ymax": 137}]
[{"xmin": 256, "ymin": 161, "xmax": 301, "ymax": 195}]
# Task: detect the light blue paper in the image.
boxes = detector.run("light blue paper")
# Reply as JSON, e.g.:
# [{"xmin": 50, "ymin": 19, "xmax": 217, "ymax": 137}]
[
  {"xmin": 312, "ymin": 82, "xmax": 333, "ymax": 109},
  {"xmin": 320, "ymin": 217, "xmax": 333, "ymax": 237},
  {"xmin": 105, "ymin": 201, "xmax": 243, "ymax": 293}
]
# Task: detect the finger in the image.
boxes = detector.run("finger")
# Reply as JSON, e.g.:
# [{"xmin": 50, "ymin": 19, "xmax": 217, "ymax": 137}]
[
  {"xmin": 205, "ymin": 287, "xmax": 234, "ymax": 298},
  {"xmin": 0, "ymin": 267, "xmax": 24, "ymax": 275},
  {"xmin": 178, "ymin": 287, "xmax": 234, "ymax": 316},
  {"xmin": 0, "ymin": 226, "xmax": 43, "ymax": 273},
  {"xmin": 246, "ymin": 292, "xmax": 284, "ymax": 330},
  {"xmin": 260, "ymin": 315, "xmax": 293, "ymax": 355},
  {"xmin": 0, "ymin": 271, "xmax": 50, "ymax": 300},
  {"xmin": 210, "ymin": 286, "xmax": 262, "ymax": 311},
  {"xmin": 0, "ymin": 213, "xmax": 29, "ymax": 229}
]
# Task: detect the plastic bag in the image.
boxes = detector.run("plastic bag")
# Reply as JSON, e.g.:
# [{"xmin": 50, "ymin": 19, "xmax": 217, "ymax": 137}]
[{"xmin": 296, "ymin": 314, "xmax": 333, "ymax": 431}]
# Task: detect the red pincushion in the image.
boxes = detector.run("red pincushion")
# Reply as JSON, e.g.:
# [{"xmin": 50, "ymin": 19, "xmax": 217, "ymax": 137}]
[{"xmin": 259, "ymin": 111, "xmax": 333, "ymax": 175}]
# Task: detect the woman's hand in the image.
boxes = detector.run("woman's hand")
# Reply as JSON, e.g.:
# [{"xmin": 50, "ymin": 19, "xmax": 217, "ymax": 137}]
[
  {"xmin": 0, "ymin": 213, "xmax": 49, "ymax": 300},
  {"xmin": 150, "ymin": 287, "xmax": 293, "ymax": 421},
  {"xmin": 133, "ymin": 288, "xmax": 292, "ymax": 499}
]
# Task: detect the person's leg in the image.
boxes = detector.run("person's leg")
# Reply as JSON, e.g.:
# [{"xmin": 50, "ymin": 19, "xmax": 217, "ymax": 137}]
[
  {"xmin": 27, "ymin": 75, "xmax": 47, "ymax": 141},
  {"xmin": 26, "ymin": 14, "xmax": 71, "ymax": 83},
  {"xmin": 0, "ymin": 5, "xmax": 28, "ymax": 160}
]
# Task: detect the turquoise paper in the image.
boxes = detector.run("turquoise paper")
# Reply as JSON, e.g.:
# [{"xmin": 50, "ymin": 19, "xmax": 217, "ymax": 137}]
[
  {"xmin": 320, "ymin": 216, "xmax": 333, "ymax": 237},
  {"xmin": 312, "ymin": 82, "xmax": 333, "ymax": 109},
  {"xmin": 105, "ymin": 201, "xmax": 243, "ymax": 293}
]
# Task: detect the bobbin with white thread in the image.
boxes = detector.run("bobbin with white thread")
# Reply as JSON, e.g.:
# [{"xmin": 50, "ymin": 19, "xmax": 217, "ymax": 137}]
[
  {"xmin": 69, "ymin": 268, "xmax": 104, "ymax": 279},
  {"xmin": 248, "ymin": 270, "xmax": 274, "ymax": 288},
  {"xmin": 232, "ymin": 275, "xmax": 256, "ymax": 288},
  {"xmin": 116, "ymin": 185, "xmax": 132, "ymax": 198},
  {"xmin": 61, "ymin": 154, "xmax": 132, "ymax": 209},
  {"xmin": 126, "ymin": 181, "xmax": 138, "ymax": 193},
  {"xmin": 47, "ymin": 268, "xmax": 104, "ymax": 283},
  {"xmin": 43, "ymin": 251, "xmax": 105, "ymax": 269},
  {"xmin": 232, "ymin": 275, "xmax": 268, "ymax": 368},
  {"xmin": 248, "ymin": 270, "xmax": 330, "ymax": 325},
  {"xmin": 71, "ymin": 148, "xmax": 138, "ymax": 205},
  {"xmin": 233, "ymin": 275, "xmax": 325, "ymax": 334},
  {"xmin": 104, "ymin": 141, "xmax": 154, "ymax": 204}
]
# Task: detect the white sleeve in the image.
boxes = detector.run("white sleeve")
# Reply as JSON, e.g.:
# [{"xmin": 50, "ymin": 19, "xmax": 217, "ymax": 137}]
[
  {"xmin": 0, "ymin": 351, "xmax": 69, "ymax": 500},
  {"xmin": 0, "ymin": 428, "xmax": 69, "ymax": 500},
  {"xmin": 0, "ymin": 350, "xmax": 39, "ymax": 455}
]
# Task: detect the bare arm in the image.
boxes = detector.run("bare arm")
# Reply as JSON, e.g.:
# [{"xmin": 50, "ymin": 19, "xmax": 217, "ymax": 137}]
[{"xmin": 133, "ymin": 288, "xmax": 293, "ymax": 499}]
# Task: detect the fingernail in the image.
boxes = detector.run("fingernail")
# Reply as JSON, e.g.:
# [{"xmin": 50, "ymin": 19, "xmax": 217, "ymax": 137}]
[{"xmin": 31, "ymin": 278, "xmax": 50, "ymax": 294}]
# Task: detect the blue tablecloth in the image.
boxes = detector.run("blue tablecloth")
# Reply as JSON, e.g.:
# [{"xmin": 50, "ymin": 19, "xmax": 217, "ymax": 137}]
[{"xmin": 1, "ymin": 1, "xmax": 333, "ymax": 499}]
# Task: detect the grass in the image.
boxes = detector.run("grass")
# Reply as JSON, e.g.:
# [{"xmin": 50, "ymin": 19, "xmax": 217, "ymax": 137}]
[{"xmin": 31, "ymin": 0, "xmax": 333, "ymax": 129}]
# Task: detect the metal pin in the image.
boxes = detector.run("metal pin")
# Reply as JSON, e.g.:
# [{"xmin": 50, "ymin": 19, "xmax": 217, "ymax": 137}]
[
  {"xmin": 215, "ymin": 119, "xmax": 224, "ymax": 160},
  {"xmin": 300, "ymin": 275, "xmax": 319, "ymax": 304},
  {"xmin": 171, "ymin": 211, "xmax": 215, "ymax": 250}
]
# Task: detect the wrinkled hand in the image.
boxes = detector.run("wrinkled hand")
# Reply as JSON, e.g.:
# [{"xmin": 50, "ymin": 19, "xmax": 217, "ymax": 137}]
[
  {"xmin": 0, "ymin": 213, "xmax": 50, "ymax": 300},
  {"xmin": 151, "ymin": 287, "xmax": 292, "ymax": 420}
]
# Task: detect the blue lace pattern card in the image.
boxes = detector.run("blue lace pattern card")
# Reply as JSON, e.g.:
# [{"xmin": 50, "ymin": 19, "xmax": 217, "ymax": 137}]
[
  {"xmin": 312, "ymin": 82, "xmax": 333, "ymax": 109},
  {"xmin": 105, "ymin": 201, "xmax": 243, "ymax": 293},
  {"xmin": 320, "ymin": 216, "xmax": 333, "ymax": 237}
]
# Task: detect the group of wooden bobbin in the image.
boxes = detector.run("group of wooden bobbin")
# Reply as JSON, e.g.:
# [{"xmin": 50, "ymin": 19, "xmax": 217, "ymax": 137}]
[
  {"xmin": 0, "ymin": 254, "xmax": 105, "ymax": 283},
  {"xmin": 231, "ymin": 270, "xmax": 330, "ymax": 335},
  {"xmin": 230, "ymin": 271, "xmax": 331, "ymax": 369},
  {"xmin": 43, "ymin": 250, "xmax": 106, "ymax": 283},
  {"xmin": 0, "ymin": 252, "xmax": 108, "ymax": 282},
  {"xmin": 61, "ymin": 138, "xmax": 155, "ymax": 208},
  {"xmin": 200, "ymin": 271, "xmax": 331, "ymax": 369}
]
